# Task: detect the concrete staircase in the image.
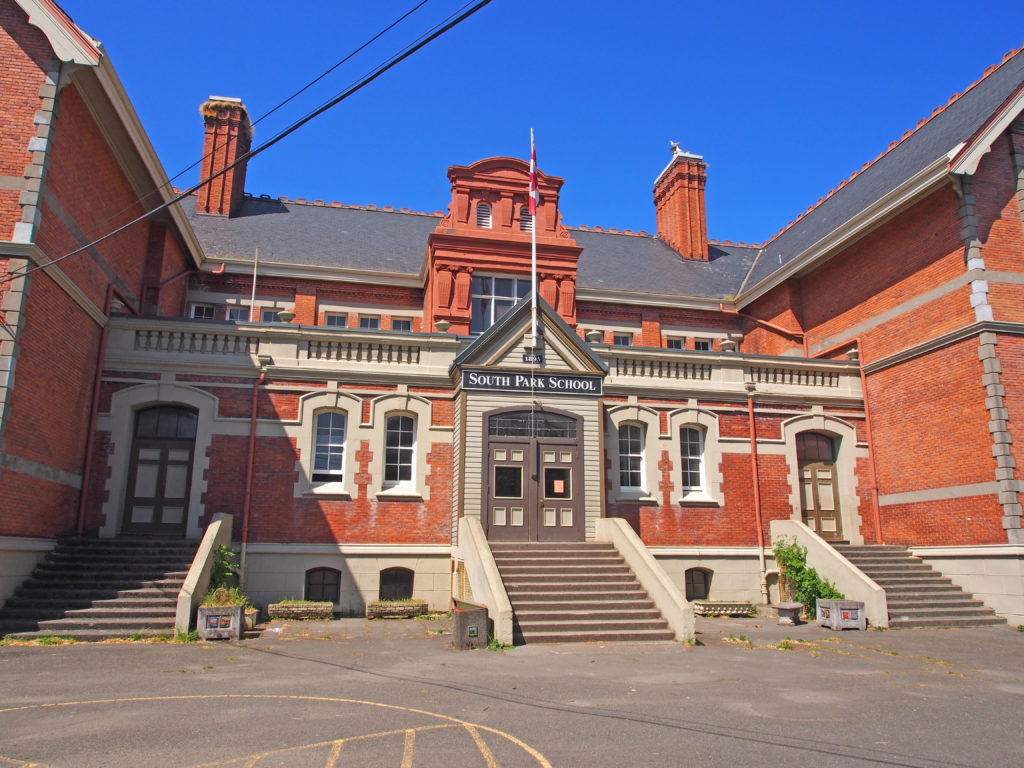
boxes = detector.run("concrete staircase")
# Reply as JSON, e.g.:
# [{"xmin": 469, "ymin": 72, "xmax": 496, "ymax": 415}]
[
  {"xmin": 833, "ymin": 544, "xmax": 1005, "ymax": 629},
  {"xmin": 490, "ymin": 541, "xmax": 675, "ymax": 643},
  {"xmin": 0, "ymin": 538, "xmax": 197, "ymax": 641}
]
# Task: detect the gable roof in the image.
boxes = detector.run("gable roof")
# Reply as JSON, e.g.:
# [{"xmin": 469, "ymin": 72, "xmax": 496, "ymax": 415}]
[{"xmin": 738, "ymin": 45, "xmax": 1024, "ymax": 299}]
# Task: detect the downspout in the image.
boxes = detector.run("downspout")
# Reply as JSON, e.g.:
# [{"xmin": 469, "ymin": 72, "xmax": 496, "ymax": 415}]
[
  {"xmin": 75, "ymin": 284, "xmax": 138, "ymax": 537},
  {"xmin": 811, "ymin": 336, "xmax": 883, "ymax": 545},
  {"xmin": 747, "ymin": 387, "xmax": 769, "ymax": 603},
  {"xmin": 239, "ymin": 372, "xmax": 265, "ymax": 589}
]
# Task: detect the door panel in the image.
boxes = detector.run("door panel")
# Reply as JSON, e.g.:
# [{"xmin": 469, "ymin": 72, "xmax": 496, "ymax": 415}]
[
  {"xmin": 797, "ymin": 433, "xmax": 842, "ymax": 541},
  {"xmin": 485, "ymin": 440, "xmax": 532, "ymax": 541},
  {"xmin": 537, "ymin": 442, "xmax": 583, "ymax": 541},
  {"xmin": 123, "ymin": 406, "xmax": 196, "ymax": 536}
]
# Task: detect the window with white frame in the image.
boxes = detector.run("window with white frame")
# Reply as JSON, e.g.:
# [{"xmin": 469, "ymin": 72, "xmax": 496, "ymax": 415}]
[
  {"xmin": 358, "ymin": 315, "xmax": 380, "ymax": 330},
  {"xmin": 324, "ymin": 314, "xmax": 347, "ymax": 328},
  {"xmin": 519, "ymin": 205, "xmax": 533, "ymax": 232},
  {"xmin": 476, "ymin": 201, "xmax": 492, "ymax": 228},
  {"xmin": 694, "ymin": 338, "xmax": 712, "ymax": 352},
  {"xmin": 191, "ymin": 304, "xmax": 215, "ymax": 320},
  {"xmin": 666, "ymin": 337, "xmax": 684, "ymax": 350},
  {"xmin": 680, "ymin": 426, "xmax": 705, "ymax": 492},
  {"xmin": 384, "ymin": 414, "xmax": 415, "ymax": 486},
  {"xmin": 618, "ymin": 424, "xmax": 644, "ymax": 490},
  {"xmin": 613, "ymin": 333, "xmax": 632, "ymax": 347},
  {"xmin": 227, "ymin": 306, "xmax": 249, "ymax": 321},
  {"xmin": 261, "ymin": 309, "xmax": 281, "ymax": 323},
  {"xmin": 312, "ymin": 412, "xmax": 346, "ymax": 483},
  {"xmin": 391, "ymin": 318, "xmax": 412, "ymax": 332},
  {"xmin": 470, "ymin": 275, "xmax": 530, "ymax": 334}
]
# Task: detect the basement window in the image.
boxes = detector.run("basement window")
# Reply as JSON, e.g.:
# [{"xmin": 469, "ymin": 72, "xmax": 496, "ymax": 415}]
[
  {"xmin": 305, "ymin": 568, "xmax": 341, "ymax": 603},
  {"xmin": 685, "ymin": 568, "xmax": 711, "ymax": 600}
]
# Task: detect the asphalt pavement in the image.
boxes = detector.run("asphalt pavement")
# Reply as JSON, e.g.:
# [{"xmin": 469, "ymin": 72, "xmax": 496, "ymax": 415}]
[{"xmin": 1, "ymin": 614, "xmax": 1022, "ymax": 767}]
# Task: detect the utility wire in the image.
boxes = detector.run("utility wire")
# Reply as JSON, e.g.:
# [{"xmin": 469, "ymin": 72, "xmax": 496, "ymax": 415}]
[{"xmin": 1, "ymin": 0, "xmax": 492, "ymax": 287}]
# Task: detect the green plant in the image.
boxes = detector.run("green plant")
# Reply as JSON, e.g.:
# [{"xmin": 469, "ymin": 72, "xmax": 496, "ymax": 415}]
[
  {"xmin": 36, "ymin": 635, "xmax": 65, "ymax": 646},
  {"xmin": 773, "ymin": 536, "xmax": 843, "ymax": 614},
  {"xmin": 273, "ymin": 598, "xmax": 322, "ymax": 605},
  {"xmin": 201, "ymin": 586, "xmax": 249, "ymax": 607},
  {"xmin": 0, "ymin": 633, "xmax": 14, "ymax": 646},
  {"xmin": 174, "ymin": 629, "xmax": 198, "ymax": 643},
  {"xmin": 128, "ymin": 631, "xmax": 143, "ymax": 641},
  {"xmin": 1017, "ymin": 625, "xmax": 1023, "ymax": 632},
  {"xmin": 487, "ymin": 634, "xmax": 512, "ymax": 651},
  {"xmin": 209, "ymin": 545, "xmax": 239, "ymax": 590}
]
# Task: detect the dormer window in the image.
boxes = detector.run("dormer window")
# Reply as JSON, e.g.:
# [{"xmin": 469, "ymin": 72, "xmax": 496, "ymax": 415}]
[
  {"xmin": 519, "ymin": 205, "xmax": 534, "ymax": 232},
  {"xmin": 476, "ymin": 201, "xmax": 492, "ymax": 228}
]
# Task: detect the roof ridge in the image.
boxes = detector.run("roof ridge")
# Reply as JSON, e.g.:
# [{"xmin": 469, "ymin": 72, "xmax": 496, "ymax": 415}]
[
  {"xmin": 760, "ymin": 41, "xmax": 1024, "ymax": 246},
  {"xmin": 242, "ymin": 192, "xmax": 444, "ymax": 217},
  {"xmin": 570, "ymin": 225, "xmax": 651, "ymax": 237}
]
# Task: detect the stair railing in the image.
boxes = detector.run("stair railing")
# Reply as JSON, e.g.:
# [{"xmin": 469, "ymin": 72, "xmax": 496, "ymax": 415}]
[
  {"xmin": 595, "ymin": 517, "xmax": 695, "ymax": 641},
  {"xmin": 175, "ymin": 513, "xmax": 234, "ymax": 635},
  {"xmin": 769, "ymin": 519, "xmax": 888, "ymax": 628},
  {"xmin": 457, "ymin": 517, "xmax": 513, "ymax": 646}
]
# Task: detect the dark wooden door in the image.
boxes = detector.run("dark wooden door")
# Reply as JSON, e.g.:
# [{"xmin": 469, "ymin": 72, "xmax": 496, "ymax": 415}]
[
  {"xmin": 122, "ymin": 406, "xmax": 196, "ymax": 536},
  {"xmin": 797, "ymin": 432, "xmax": 842, "ymax": 541},
  {"xmin": 483, "ymin": 409, "xmax": 583, "ymax": 542}
]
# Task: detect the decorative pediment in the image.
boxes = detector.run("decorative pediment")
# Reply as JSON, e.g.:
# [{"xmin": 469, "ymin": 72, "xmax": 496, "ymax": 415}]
[{"xmin": 453, "ymin": 297, "xmax": 606, "ymax": 376}]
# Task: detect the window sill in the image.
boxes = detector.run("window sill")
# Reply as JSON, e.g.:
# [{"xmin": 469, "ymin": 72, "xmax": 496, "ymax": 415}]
[
  {"xmin": 305, "ymin": 482, "xmax": 351, "ymax": 499},
  {"xmin": 375, "ymin": 487, "xmax": 423, "ymax": 501},
  {"xmin": 613, "ymin": 491, "xmax": 658, "ymax": 504},
  {"xmin": 677, "ymin": 494, "xmax": 720, "ymax": 507}
]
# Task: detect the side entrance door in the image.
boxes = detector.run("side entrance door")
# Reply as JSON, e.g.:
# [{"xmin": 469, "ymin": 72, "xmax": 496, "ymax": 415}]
[
  {"xmin": 122, "ymin": 406, "xmax": 197, "ymax": 536},
  {"xmin": 483, "ymin": 409, "xmax": 584, "ymax": 542},
  {"xmin": 797, "ymin": 432, "xmax": 843, "ymax": 541}
]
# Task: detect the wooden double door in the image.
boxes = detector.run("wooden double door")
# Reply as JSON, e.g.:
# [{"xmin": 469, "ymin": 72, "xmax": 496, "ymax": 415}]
[
  {"xmin": 797, "ymin": 432, "xmax": 843, "ymax": 541},
  {"xmin": 122, "ymin": 406, "xmax": 197, "ymax": 536},
  {"xmin": 483, "ymin": 409, "xmax": 584, "ymax": 542}
]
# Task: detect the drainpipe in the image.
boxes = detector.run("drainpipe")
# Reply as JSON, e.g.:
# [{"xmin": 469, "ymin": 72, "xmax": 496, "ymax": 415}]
[
  {"xmin": 239, "ymin": 372, "xmax": 265, "ymax": 588},
  {"xmin": 75, "ymin": 284, "xmax": 138, "ymax": 537},
  {"xmin": 747, "ymin": 386, "xmax": 769, "ymax": 603},
  {"xmin": 811, "ymin": 337, "xmax": 883, "ymax": 545}
]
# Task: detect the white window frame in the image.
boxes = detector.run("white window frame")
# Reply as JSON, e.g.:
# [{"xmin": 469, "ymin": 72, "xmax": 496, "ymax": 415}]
[
  {"xmin": 470, "ymin": 274, "xmax": 530, "ymax": 334},
  {"xmin": 370, "ymin": 395, "xmax": 435, "ymax": 500},
  {"xmin": 667, "ymin": 408, "xmax": 724, "ymax": 505},
  {"xmin": 617, "ymin": 423, "xmax": 645, "ymax": 492},
  {"xmin": 261, "ymin": 309, "xmax": 281, "ymax": 323},
  {"xmin": 358, "ymin": 315, "xmax": 380, "ymax": 330},
  {"xmin": 383, "ymin": 413, "xmax": 415, "ymax": 489},
  {"xmin": 679, "ymin": 426, "xmax": 706, "ymax": 493},
  {"xmin": 605, "ymin": 406, "xmax": 661, "ymax": 502},
  {"xmin": 294, "ymin": 391, "xmax": 361, "ymax": 498},
  {"xmin": 191, "ymin": 304, "xmax": 215, "ymax": 320},
  {"xmin": 612, "ymin": 333, "xmax": 633, "ymax": 347},
  {"xmin": 693, "ymin": 338, "xmax": 712, "ymax": 352},
  {"xmin": 325, "ymin": 314, "xmax": 347, "ymax": 328},
  {"xmin": 312, "ymin": 411, "xmax": 347, "ymax": 484},
  {"xmin": 391, "ymin": 318, "xmax": 412, "ymax": 332},
  {"xmin": 226, "ymin": 306, "xmax": 249, "ymax": 322},
  {"xmin": 666, "ymin": 337, "xmax": 685, "ymax": 350}
]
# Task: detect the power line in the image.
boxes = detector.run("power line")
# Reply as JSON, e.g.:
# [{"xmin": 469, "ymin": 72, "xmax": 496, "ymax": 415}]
[{"xmin": 1, "ymin": 0, "xmax": 492, "ymax": 287}]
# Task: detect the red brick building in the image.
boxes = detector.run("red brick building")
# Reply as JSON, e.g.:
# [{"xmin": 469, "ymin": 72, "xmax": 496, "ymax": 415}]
[{"xmin": 1, "ymin": 1, "xmax": 1021, "ymax": 637}]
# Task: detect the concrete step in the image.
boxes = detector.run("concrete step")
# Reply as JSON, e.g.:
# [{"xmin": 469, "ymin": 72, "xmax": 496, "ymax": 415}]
[
  {"xmin": 887, "ymin": 605, "xmax": 998, "ymax": 619},
  {"xmin": 513, "ymin": 598, "xmax": 656, "ymax": 612},
  {"xmin": 887, "ymin": 597, "xmax": 982, "ymax": 609},
  {"xmin": 497, "ymin": 564, "xmax": 632, "ymax": 576},
  {"xmin": 18, "ymin": 577, "xmax": 184, "ymax": 593},
  {"xmin": 492, "ymin": 555, "xmax": 625, "ymax": 567},
  {"xmin": 7, "ymin": 627, "xmax": 173, "ymax": 641},
  {"xmin": 508, "ymin": 589, "xmax": 651, "ymax": 603},
  {"xmin": 513, "ymin": 628, "xmax": 676, "ymax": 643},
  {"xmin": 63, "ymin": 606, "xmax": 176, "ymax": 620},
  {"xmin": 870, "ymin": 575, "xmax": 953, "ymax": 586},
  {"xmin": 515, "ymin": 608, "xmax": 664, "ymax": 622},
  {"xmin": 37, "ymin": 615, "xmax": 176, "ymax": 632},
  {"xmin": 517, "ymin": 618, "xmax": 670, "ymax": 633},
  {"xmin": 888, "ymin": 615, "xmax": 1007, "ymax": 629},
  {"xmin": 505, "ymin": 580, "xmax": 641, "ymax": 593}
]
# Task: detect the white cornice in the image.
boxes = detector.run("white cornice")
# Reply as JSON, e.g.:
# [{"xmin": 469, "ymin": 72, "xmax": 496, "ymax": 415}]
[
  {"xmin": 575, "ymin": 287, "xmax": 731, "ymax": 312},
  {"xmin": 736, "ymin": 155, "xmax": 952, "ymax": 306},
  {"xmin": 15, "ymin": 0, "xmax": 99, "ymax": 65},
  {"xmin": 949, "ymin": 85, "xmax": 1024, "ymax": 175}
]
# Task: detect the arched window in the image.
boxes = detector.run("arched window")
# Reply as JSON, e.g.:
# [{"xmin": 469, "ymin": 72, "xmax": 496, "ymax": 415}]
[
  {"xmin": 476, "ymin": 201, "xmax": 492, "ymax": 228},
  {"xmin": 312, "ymin": 411, "xmax": 346, "ymax": 483},
  {"xmin": 384, "ymin": 414, "xmax": 415, "ymax": 487},
  {"xmin": 519, "ymin": 205, "xmax": 533, "ymax": 232},
  {"xmin": 685, "ymin": 567, "xmax": 711, "ymax": 600},
  {"xmin": 680, "ymin": 427, "xmax": 705, "ymax": 492},
  {"xmin": 305, "ymin": 567, "xmax": 341, "ymax": 603},
  {"xmin": 618, "ymin": 423, "xmax": 644, "ymax": 490},
  {"xmin": 379, "ymin": 567, "xmax": 414, "ymax": 601}
]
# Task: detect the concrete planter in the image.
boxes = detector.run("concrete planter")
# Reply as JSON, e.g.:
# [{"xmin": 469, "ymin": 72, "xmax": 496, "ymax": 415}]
[
  {"xmin": 267, "ymin": 602, "xmax": 334, "ymax": 621},
  {"xmin": 197, "ymin": 605, "xmax": 244, "ymax": 640},
  {"xmin": 366, "ymin": 600, "xmax": 428, "ymax": 619}
]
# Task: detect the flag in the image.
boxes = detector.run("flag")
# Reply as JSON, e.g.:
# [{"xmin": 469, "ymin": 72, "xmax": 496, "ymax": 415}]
[{"xmin": 529, "ymin": 130, "xmax": 538, "ymax": 216}]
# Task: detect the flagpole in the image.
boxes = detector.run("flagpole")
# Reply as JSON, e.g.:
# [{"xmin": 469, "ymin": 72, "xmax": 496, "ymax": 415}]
[
  {"xmin": 250, "ymin": 247, "xmax": 259, "ymax": 321},
  {"xmin": 530, "ymin": 128, "xmax": 538, "ymax": 349}
]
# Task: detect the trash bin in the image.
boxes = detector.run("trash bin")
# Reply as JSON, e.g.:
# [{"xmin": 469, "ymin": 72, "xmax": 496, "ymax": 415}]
[
  {"xmin": 452, "ymin": 599, "xmax": 489, "ymax": 650},
  {"xmin": 817, "ymin": 599, "xmax": 867, "ymax": 630}
]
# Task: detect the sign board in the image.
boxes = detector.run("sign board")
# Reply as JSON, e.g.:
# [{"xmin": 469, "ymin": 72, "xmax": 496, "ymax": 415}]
[
  {"xmin": 462, "ymin": 369, "xmax": 603, "ymax": 397},
  {"xmin": 522, "ymin": 352, "xmax": 544, "ymax": 364}
]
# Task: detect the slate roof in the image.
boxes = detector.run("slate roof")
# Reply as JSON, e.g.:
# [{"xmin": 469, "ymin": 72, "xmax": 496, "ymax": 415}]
[
  {"xmin": 743, "ymin": 46, "xmax": 1024, "ymax": 291},
  {"xmin": 182, "ymin": 195, "xmax": 436, "ymax": 275},
  {"xmin": 181, "ymin": 46, "xmax": 1023, "ymax": 301},
  {"xmin": 573, "ymin": 230, "xmax": 757, "ymax": 299}
]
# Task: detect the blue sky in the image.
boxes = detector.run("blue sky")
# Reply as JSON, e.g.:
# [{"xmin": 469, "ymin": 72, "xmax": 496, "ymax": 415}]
[{"xmin": 58, "ymin": 0, "xmax": 1022, "ymax": 245}]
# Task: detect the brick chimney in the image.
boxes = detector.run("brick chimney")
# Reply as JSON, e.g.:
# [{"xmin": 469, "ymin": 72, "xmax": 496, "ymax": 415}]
[
  {"xmin": 197, "ymin": 96, "xmax": 252, "ymax": 216},
  {"xmin": 653, "ymin": 144, "xmax": 708, "ymax": 260}
]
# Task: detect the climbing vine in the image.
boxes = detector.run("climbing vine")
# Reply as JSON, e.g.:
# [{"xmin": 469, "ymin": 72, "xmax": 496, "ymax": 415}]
[{"xmin": 772, "ymin": 536, "xmax": 843, "ymax": 613}]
